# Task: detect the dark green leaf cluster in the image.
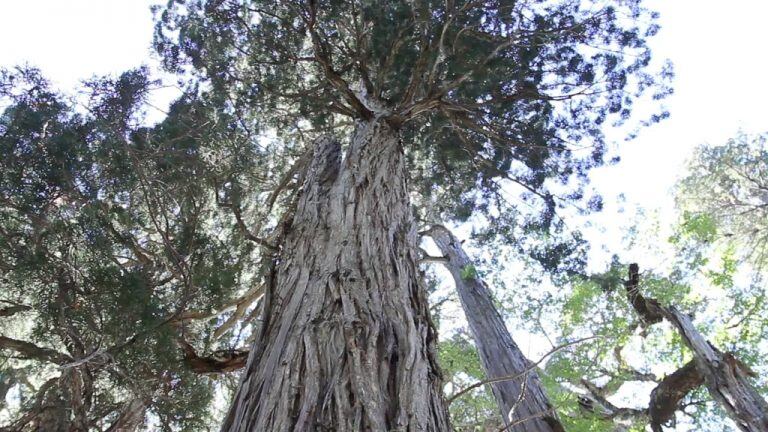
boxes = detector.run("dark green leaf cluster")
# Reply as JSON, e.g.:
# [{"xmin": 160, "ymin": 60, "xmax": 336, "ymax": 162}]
[
  {"xmin": 155, "ymin": 0, "xmax": 671, "ymax": 232},
  {"xmin": 0, "ymin": 67, "xmax": 275, "ymax": 430}
]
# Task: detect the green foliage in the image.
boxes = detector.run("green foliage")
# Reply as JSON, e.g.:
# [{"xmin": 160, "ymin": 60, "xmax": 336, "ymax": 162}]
[
  {"xmin": 156, "ymin": 0, "xmax": 670, "ymax": 269},
  {"xmin": 459, "ymin": 264, "xmax": 478, "ymax": 281},
  {"xmin": 522, "ymin": 147, "xmax": 768, "ymax": 431},
  {"xmin": 0, "ymin": 66, "xmax": 275, "ymax": 430},
  {"xmin": 706, "ymin": 246, "xmax": 738, "ymax": 288},
  {"xmin": 678, "ymin": 211, "xmax": 718, "ymax": 243},
  {"xmin": 676, "ymin": 132, "xmax": 768, "ymax": 270},
  {"xmin": 439, "ymin": 334, "xmax": 499, "ymax": 431}
]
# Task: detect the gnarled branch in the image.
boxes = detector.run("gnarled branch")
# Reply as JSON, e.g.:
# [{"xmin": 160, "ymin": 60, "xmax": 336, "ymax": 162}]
[{"xmin": 0, "ymin": 336, "xmax": 71, "ymax": 365}]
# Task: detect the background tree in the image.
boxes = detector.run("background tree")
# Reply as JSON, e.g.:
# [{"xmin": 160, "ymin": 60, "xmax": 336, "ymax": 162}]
[
  {"xmin": 675, "ymin": 132, "xmax": 768, "ymax": 270},
  {"xmin": 426, "ymin": 224, "xmax": 566, "ymax": 432},
  {"xmin": 508, "ymin": 133, "xmax": 768, "ymax": 431}
]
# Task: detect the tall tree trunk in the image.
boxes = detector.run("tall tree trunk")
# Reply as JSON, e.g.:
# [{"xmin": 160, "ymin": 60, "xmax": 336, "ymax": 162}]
[
  {"xmin": 427, "ymin": 225, "xmax": 564, "ymax": 432},
  {"xmin": 221, "ymin": 120, "xmax": 451, "ymax": 431}
]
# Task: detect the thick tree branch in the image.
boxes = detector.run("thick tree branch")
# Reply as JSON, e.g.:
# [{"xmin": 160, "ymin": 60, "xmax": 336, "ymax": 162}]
[
  {"xmin": 648, "ymin": 360, "xmax": 704, "ymax": 432},
  {"xmin": 304, "ymin": 0, "xmax": 373, "ymax": 119},
  {"xmin": 0, "ymin": 336, "xmax": 71, "ymax": 365},
  {"xmin": 178, "ymin": 338, "xmax": 249, "ymax": 374},
  {"xmin": 0, "ymin": 304, "xmax": 31, "ymax": 317},
  {"xmin": 625, "ymin": 264, "xmax": 768, "ymax": 432},
  {"xmin": 418, "ymin": 247, "xmax": 448, "ymax": 264}
]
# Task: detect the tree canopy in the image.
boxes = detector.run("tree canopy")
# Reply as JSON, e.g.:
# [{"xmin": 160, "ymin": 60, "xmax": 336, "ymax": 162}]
[{"xmin": 153, "ymin": 0, "xmax": 671, "ymax": 229}]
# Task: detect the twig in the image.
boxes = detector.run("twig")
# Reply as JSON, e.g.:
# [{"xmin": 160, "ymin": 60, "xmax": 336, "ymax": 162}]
[{"xmin": 448, "ymin": 335, "xmax": 597, "ymax": 403}]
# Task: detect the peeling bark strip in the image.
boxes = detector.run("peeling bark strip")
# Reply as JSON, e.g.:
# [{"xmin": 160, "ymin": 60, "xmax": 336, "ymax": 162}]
[
  {"xmin": 221, "ymin": 120, "xmax": 451, "ymax": 431},
  {"xmin": 428, "ymin": 225, "xmax": 564, "ymax": 432},
  {"xmin": 624, "ymin": 264, "xmax": 768, "ymax": 432},
  {"xmin": 106, "ymin": 398, "xmax": 149, "ymax": 432},
  {"xmin": 178, "ymin": 339, "xmax": 249, "ymax": 374}
]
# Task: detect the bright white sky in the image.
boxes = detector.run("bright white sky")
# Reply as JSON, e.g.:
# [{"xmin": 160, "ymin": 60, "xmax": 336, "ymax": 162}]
[
  {"xmin": 0, "ymin": 1, "xmax": 158, "ymax": 87},
  {"xmin": 587, "ymin": 0, "xmax": 768, "ymax": 271}
]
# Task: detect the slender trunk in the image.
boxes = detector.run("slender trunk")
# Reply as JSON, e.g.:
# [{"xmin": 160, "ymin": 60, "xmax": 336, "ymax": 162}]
[
  {"xmin": 428, "ymin": 226, "xmax": 564, "ymax": 432},
  {"xmin": 222, "ymin": 120, "xmax": 451, "ymax": 431}
]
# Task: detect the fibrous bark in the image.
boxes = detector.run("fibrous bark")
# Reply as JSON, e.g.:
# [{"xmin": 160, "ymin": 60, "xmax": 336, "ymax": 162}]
[
  {"xmin": 624, "ymin": 264, "xmax": 768, "ymax": 432},
  {"xmin": 221, "ymin": 120, "xmax": 451, "ymax": 431},
  {"xmin": 178, "ymin": 338, "xmax": 249, "ymax": 374},
  {"xmin": 428, "ymin": 225, "xmax": 564, "ymax": 432},
  {"xmin": 106, "ymin": 398, "xmax": 149, "ymax": 432}
]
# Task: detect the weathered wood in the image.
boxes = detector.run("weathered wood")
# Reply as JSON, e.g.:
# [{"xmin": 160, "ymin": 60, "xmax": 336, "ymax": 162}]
[
  {"xmin": 625, "ymin": 264, "xmax": 768, "ymax": 432},
  {"xmin": 648, "ymin": 360, "xmax": 703, "ymax": 431},
  {"xmin": 428, "ymin": 225, "xmax": 564, "ymax": 432},
  {"xmin": 221, "ymin": 120, "xmax": 451, "ymax": 431},
  {"xmin": 663, "ymin": 306, "xmax": 768, "ymax": 431}
]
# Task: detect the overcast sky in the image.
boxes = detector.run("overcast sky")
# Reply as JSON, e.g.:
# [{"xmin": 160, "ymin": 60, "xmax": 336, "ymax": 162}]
[
  {"xmin": 1, "ymin": 0, "xmax": 767, "ymax": 268},
  {"xmin": 587, "ymin": 0, "xmax": 768, "ymax": 269}
]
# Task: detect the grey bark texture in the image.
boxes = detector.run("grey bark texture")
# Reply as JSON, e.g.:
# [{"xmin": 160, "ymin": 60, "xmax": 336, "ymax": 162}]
[
  {"xmin": 106, "ymin": 398, "xmax": 149, "ymax": 432},
  {"xmin": 428, "ymin": 225, "xmax": 564, "ymax": 432},
  {"xmin": 221, "ymin": 120, "xmax": 451, "ymax": 431},
  {"xmin": 625, "ymin": 264, "xmax": 768, "ymax": 432},
  {"xmin": 664, "ymin": 307, "xmax": 768, "ymax": 432}
]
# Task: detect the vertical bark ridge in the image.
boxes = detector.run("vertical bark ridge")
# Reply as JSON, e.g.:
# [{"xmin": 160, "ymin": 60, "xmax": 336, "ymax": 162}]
[
  {"xmin": 222, "ymin": 120, "xmax": 451, "ymax": 431},
  {"xmin": 428, "ymin": 225, "xmax": 564, "ymax": 432},
  {"xmin": 106, "ymin": 398, "xmax": 149, "ymax": 432}
]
